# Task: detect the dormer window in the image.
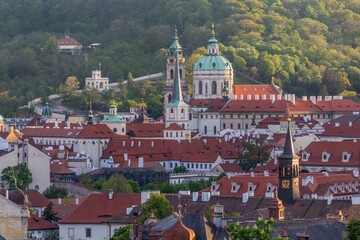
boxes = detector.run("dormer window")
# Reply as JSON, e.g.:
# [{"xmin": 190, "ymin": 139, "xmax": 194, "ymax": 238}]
[
  {"xmin": 322, "ymin": 151, "xmax": 330, "ymax": 162},
  {"xmin": 232, "ymin": 186, "xmax": 236, "ymax": 191},
  {"xmin": 212, "ymin": 185, "xmax": 215, "ymax": 190},
  {"xmin": 342, "ymin": 152, "xmax": 351, "ymax": 162},
  {"xmin": 302, "ymin": 151, "xmax": 310, "ymax": 162}
]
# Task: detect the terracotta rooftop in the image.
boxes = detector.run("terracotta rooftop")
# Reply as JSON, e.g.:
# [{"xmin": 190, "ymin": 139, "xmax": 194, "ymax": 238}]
[
  {"xmin": 164, "ymin": 123, "xmax": 185, "ymax": 131},
  {"xmin": 28, "ymin": 213, "xmax": 58, "ymax": 231},
  {"xmin": 233, "ymin": 85, "xmax": 280, "ymax": 99},
  {"xmin": 127, "ymin": 123, "xmax": 165, "ymax": 138},
  {"xmin": 58, "ymin": 36, "xmax": 82, "ymax": 46},
  {"xmin": 58, "ymin": 193, "xmax": 141, "ymax": 224}
]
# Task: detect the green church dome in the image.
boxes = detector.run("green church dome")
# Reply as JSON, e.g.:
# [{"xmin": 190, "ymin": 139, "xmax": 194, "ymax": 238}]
[
  {"xmin": 41, "ymin": 102, "xmax": 52, "ymax": 116},
  {"xmin": 194, "ymin": 55, "xmax": 233, "ymax": 71}
]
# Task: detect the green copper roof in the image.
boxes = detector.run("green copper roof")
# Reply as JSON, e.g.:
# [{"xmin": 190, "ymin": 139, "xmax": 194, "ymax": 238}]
[
  {"xmin": 109, "ymin": 104, "xmax": 116, "ymax": 109},
  {"xmin": 42, "ymin": 102, "xmax": 52, "ymax": 116},
  {"xmin": 169, "ymin": 29, "xmax": 182, "ymax": 57},
  {"xmin": 88, "ymin": 109, "xmax": 93, "ymax": 125},
  {"xmin": 194, "ymin": 55, "xmax": 233, "ymax": 70},
  {"xmin": 101, "ymin": 115, "xmax": 125, "ymax": 123}
]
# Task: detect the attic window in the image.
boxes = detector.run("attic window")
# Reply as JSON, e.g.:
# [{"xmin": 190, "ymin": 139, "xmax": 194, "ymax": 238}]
[
  {"xmin": 199, "ymin": 63, "xmax": 202, "ymax": 68},
  {"xmin": 213, "ymin": 63, "xmax": 216, "ymax": 68}
]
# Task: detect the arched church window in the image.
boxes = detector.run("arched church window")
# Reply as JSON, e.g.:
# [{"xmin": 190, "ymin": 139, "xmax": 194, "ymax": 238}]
[
  {"xmin": 205, "ymin": 83, "xmax": 208, "ymax": 94},
  {"xmin": 170, "ymin": 69, "xmax": 174, "ymax": 79},
  {"xmin": 213, "ymin": 62, "xmax": 216, "ymax": 68},
  {"xmin": 171, "ymin": 109, "xmax": 174, "ymax": 114},
  {"xmin": 199, "ymin": 81, "xmax": 203, "ymax": 94},
  {"xmin": 204, "ymin": 126, "xmax": 207, "ymax": 135},
  {"xmin": 199, "ymin": 63, "xmax": 202, "ymax": 68},
  {"xmin": 214, "ymin": 126, "xmax": 217, "ymax": 134},
  {"xmin": 168, "ymin": 94, "xmax": 172, "ymax": 103},
  {"xmin": 100, "ymin": 82, "xmax": 104, "ymax": 89},
  {"xmin": 212, "ymin": 81, "xmax": 217, "ymax": 94},
  {"xmin": 181, "ymin": 109, "xmax": 184, "ymax": 113}
]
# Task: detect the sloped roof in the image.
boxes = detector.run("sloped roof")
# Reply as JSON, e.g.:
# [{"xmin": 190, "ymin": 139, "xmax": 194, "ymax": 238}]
[
  {"xmin": 233, "ymin": 85, "xmax": 279, "ymax": 99},
  {"xmin": 58, "ymin": 36, "xmax": 82, "ymax": 46},
  {"xmin": 26, "ymin": 190, "xmax": 50, "ymax": 207},
  {"xmin": 218, "ymin": 163, "xmax": 243, "ymax": 173},
  {"xmin": 301, "ymin": 140, "xmax": 360, "ymax": 166},
  {"xmin": 221, "ymin": 99, "xmax": 289, "ymax": 112},
  {"xmin": 28, "ymin": 213, "xmax": 58, "ymax": 231},
  {"xmin": 26, "ymin": 117, "xmax": 43, "ymax": 127},
  {"xmin": 58, "ymin": 193, "xmax": 141, "ymax": 224},
  {"xmin": 75, "ymin": 124, "xmax": 122, "ymax": 139},
  {"xmin": 164, "ymin": 123, "xmax": 185, "ymax": 131},
  {"xmin": 316, "ymin": 99, "xmax": 360, "ymax": 112},
  {"xmin": 321, "ymin": 122, "xmax": 360, "ymax": 137},
  {"xmin": 126, "ymin": 123, "xmax": 165, "ymax": 138}
]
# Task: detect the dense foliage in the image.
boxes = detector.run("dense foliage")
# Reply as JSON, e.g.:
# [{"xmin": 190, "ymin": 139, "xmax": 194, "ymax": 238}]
[
  {"xmin": 141, "ymin": 193, "xmax": 173, "ymax": 222},
  {"xmin": 347, "ymin": 220, "xmax": 360, "ymax": 240},
  {"xmin": 1, "ymin": 165, "xmax": 33, "ymax": 189},
  {"xmin": 110, "ymin": 225, "xmax": 131, "ymax": 240},
  {"xmin": 237, "ymin": 138, "xmax": 271, "ymax": 171},
  {"xmin": 229, "ymin": 219, "xmax": 285, "ymax": 240},
  {"xmin": 42, "ymin": 202, "xmax": 60, "ymax": 223},
  {"xmin": 43, "ymin": 185, "xmax": 69, "ymax": 199},
  {"xmin": 1, "ymin": 0, "xmax": 360, "ymax": 116}
]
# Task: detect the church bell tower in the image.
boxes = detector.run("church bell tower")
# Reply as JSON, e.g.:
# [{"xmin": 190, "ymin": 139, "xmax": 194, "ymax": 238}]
[
  {"xmin": 278, "ymin": 118, "xmax": 300, "ymax": 204},
  {"xmin": 164, "ymin": 28, "xmax": 188, "ymax": 105}
]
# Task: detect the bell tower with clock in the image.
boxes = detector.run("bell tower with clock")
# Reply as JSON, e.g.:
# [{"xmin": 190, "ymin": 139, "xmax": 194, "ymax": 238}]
[
  {"xmin": 164, "ymin": 28, "xmax": 188, "ymax": 105},
  {"xmin": 278, "ymin": 118, "xmax": 300, "ymax": 204}
]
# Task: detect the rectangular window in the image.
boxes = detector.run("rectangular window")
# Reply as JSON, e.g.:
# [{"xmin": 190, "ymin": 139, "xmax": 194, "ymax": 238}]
[
  {"xmin": 196, "ymin": 164, "xmax": 198, "ymax": 168},
  {"xmin": 245, "ymin": 115, "xmax": 248, "ymax": 119},
  {"xmin": 175, "ymin": 163, "xmax": 178, "ymax": 167},
  {"xmin": 223, "ymin": 123, "xmax": 226, "ymax": 129},
  {"xmin": 200, "ymin": 164, "xmax": 203, "ymax": 169},
  {"xmin": 191, "ymin": 163, "xmax": 194, "ymax": 168},
  {"xmin": 238, "ymin": 123, "xmax": 241, "ymax": 129},
  {"xmin": 205, "ymin": 164, "xmax": 207, "ymax": 169},
  {"xmin": 246, "ymin": 124, "xmax": 248, "ymax": 129},
  {"xmin": 170, "ymin": 163, "xmax": 173, "ymax": 168},
  {"xmin": 230, "ymin": 123, "xmax": 233, "ymax": 129},
  {"xmin": 187, "ymin": 163, "xmax": 190, "ymax": 168},
  {"xmin": 68, "ymin": 228, "xmax": 74, "ymax": 238},
  {"xmin": 86, "ymin": 228, "xmax": 91, "ymax": 237}
]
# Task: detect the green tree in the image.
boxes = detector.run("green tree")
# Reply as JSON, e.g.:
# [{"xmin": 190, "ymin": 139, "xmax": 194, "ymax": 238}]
[
  {"xmin": 143, "ymin": 183, "xmax": 158, "ymax": 191},
  {"xmin": 101, "ymin": 175, "xmax": 134, "ymax": 193},
  {"xmin": 43, "ymin": 185, "xmax": 68, "ymax": 199},
  {"xmin": 347, "ymin": 219, "xmax": 360, "ymax": 240},
  {"xmin": 1, "ymin": 165, "xmax": 32, "ymax": 190},
  {"xmin": 229, "ymin": 219, "xmax": 284, "ymax": 240},
  {"xmin": 237, "ymin": 138, "xmax": 271, "ymax": 171},
  {"xmin": 174, "ymin": 166, "xmax": 187, "ymax": 173},
  {"xmin": 79, "ymin": 174, "xmax": 92, "ymax": 187},
  {"xmin": 110, "ymin": 225, "xmax": 131, "ymax": 240},
  {"xmin": 57, "ymin": 76, "xmax": 80, "ymax": 97},
  {"xmin": 42, "ymin": 202, "xmax": 60, "ymax": 223},
  {"xmin": 141, "ymin": 193, "xmax": 173, "ymax": 222},
  {"xmin": 92, "ymin": 178, "xmax": 106, "ymax": 190},
  {"xmin": 127, "ymin": 180, "xmax": 141, "ymax": 193},
  {"xmin": 43, "ymin": 35, "xmax": 59, "ymax": 55},
  {"xmin": 160, "ymin": 183, "xmax": 176, "ymax": 193}
]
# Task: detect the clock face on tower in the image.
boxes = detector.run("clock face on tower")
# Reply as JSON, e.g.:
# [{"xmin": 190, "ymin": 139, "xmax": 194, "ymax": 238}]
[{"xmin": 282, "ymin": 180, "xmax": 290, "ymax": 189}]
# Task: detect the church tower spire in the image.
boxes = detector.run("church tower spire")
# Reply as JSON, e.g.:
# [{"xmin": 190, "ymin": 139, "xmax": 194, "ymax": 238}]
[
  {"xmin": 278, "ymin": 118, "xmax": 300, "ymax": 204},
  {"xmin": 88, "ymin": 101, "xmax": 94, "ymax": 126},
  {"xmin": 164, "ymin": 26, "xmax": 188, "ymax": 105},
  {"xmin": 165, "ymin": 51, "xmax": 189, "ymax": 129}
]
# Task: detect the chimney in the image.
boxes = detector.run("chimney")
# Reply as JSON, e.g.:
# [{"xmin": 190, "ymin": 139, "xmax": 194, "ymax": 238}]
[
  {"xmin": 317, "ymin": 96, "xmax": 322, "ymax": 101},
  {"xmin": 138, "ymin": 157, "xmax": 144, "ymax": 168},
  {"xmin": 247, "ymin": 94, "xmax": 251, "ymax": 100},
  {"xmin": 262, "ymin": 94, "xmax": 266, "ymax": 100},
  {"xmin": 310, "ymin": 96, "xmax": 316, "ymax": 105},
  {"xmin": 326, "ymin": 194, "xmax": 333, "ymax": 205},
  {"xmin": 202, "ymin": 192, "xmax": 210, "ymax": 202},
  {"xmin": 58, "ymin": 198, "xmax": 61, "ymax": 204},
  {"xmin": 242, "ymin": 192, "xmax": 249, "ymax": 203},
  {"xmin": 54, "ymin": 121, "xmax": 59, "ymax": 128},
  {"xmin": 5, "ymin": 190, "xmax": 9, "ymax": 199},
  {"xmin": 138, "ymin": 222, "xmax": 143, "ymax": 240},
  {"xmin": 192, "ymin": 192, "xmax": 198, "ymax": 202},
  {"xmin": 109, "ymin": 189, "xmax": 114, "ymax": 200},
  {"xmin": 122, "ymin": 141, "xmax": 126, "ymax": 147},
  {"xmin": 67, "ymin": 121, "xmax": 70, "ymax": 128},
  {"xmin": 302, "ymin": 96, "xmax": 307, "ymax": 101},
  {"xmin": 212, "ymin": 205, "xmax": 224, "ymax": 228},
  {"xmin": 75, "ymin": 197, "xmax": 79, "ymax": 205},
  {"xmin": 132, "ymin": 216, "xmax": 137, "ymax": 239},
  {"xmin": 289, "ymin": 94, "xmax": 295, "ymax": 105}
]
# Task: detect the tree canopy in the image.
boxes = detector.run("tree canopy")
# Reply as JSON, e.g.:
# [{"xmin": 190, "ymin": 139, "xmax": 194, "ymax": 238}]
[
  {"xmin": 237, "ymin": 138, "xmax": 271, "ymax": 171},
  {"xmin": 1, "ymin": 165, "xmax": 33, "ymax": 190},
  {"xmin": 141, "ymin": 193, "xmax": 173, "ymax": 222}
]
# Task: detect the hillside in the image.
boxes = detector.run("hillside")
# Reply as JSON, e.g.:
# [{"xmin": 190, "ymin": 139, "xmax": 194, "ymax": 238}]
[{"xmin": 1, "ymin": 0, "xmax": 360, "ymax": 117}]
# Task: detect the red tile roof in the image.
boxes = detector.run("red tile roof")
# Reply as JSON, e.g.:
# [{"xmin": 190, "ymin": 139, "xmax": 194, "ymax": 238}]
[
  {"xmin": 28, "ymin": 213, "xmax": 58, "ymax": 231},
  {"xmin": 321, "ymin": 122, "xmax": 360, "ymax": 137},
  {"xmin": 315, "ymin": 99, "xmax": 360, "ymax": 112},
  {"xmin": 58, "ymin": 193, "xmax": 141, "ymax": 224},
  {"xmin": 102, "ymin": 138, "xmax": 237, "ymax": 165},
  {"xmin": 27, "ymin": 190, "xmax": 50, "ymax": 208},
  {"xmin": 219, "ymin": 163, "xmax": 243, "ymax": 173},
  {"xmin": 301, "ymin": 140, "xmax": 360, "ymax": 166},
  {"xmin": 187, "ymin": 98, "xmax": 215, "ymax": 107},
  {"xmin": 58, "ymin": 37, "xmax": 82, "ymax": 46},
  {"xmin": 164, "ymin": 123, "xmax": 185, "ymax": 131},
  {"xmin": 290, "ymin": 100, "xmax": 322, "ymax": 112},
  {"xmin": 206, "ymin": 98, "xmax": 231, "ymax": 112},
  {"xmin": 233, "ymin": 85, "xmax": 280, "ymax": 99},
  {"xmin": 221, "ymin": 99, "xmax": 289, "ymax": 112},
  {"xmin": 51, "ymin": 160, "xmax": 76, "ymax": 175},
  {"xmin": 43, "ymin": 122, "xmax": 84, "ymax": 129},
  {"xmin": 22, "ymin": 127, "xmax": 82, "ymax": 138},
  {"xmin": 126, "ymin": 123, "xmax": 165, "ymax": 138},
  {"xmin": 75, "ymin": 124, "xmax": 122, "ymax": 139},
  {"xmin": 26, "ymin": 117, "xmax": 43, "ymax": 127}
]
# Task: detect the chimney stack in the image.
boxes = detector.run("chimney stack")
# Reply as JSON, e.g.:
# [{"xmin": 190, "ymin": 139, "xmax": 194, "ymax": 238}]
[{"xmin": 109, "ymin": 189, "xmax": 114, "ymax": 200}]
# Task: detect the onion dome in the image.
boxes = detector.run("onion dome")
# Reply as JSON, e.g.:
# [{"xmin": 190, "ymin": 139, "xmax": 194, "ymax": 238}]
[
  {"xmin": 41, "ymin": 102, "xmax": 52, "ymax": 116},
  {"xmin": 169, "ymin": 27, "xmax": 182, "ymax": 57},
  {"xmin": 163, "ymin": 217, "xmax": 195, "ymax": 240}
]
